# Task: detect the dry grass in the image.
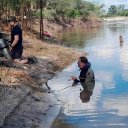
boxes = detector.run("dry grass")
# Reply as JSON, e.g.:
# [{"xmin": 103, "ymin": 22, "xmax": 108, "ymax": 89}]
[
  {"xmin": 0, "ymin": 67, "xmax": 39, "ymax": 87},
  {"xmin": 24, "ymin": 35, "xmax": 85, "ymax": 69},
  {"xmin": 0, "ymin": 68, "xmax": 25, "ymax": 86},
  {"xmin": 0, "ymin": 34, "xmax": 85, "ymax": 86}
]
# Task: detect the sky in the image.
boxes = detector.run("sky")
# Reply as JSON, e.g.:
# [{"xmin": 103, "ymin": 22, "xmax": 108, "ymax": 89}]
[{"xmin": 85, "ymin": 0, "xmax": 128, "ymax": 10}]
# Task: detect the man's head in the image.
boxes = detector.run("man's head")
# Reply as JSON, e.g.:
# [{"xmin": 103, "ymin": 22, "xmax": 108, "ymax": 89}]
[
  {"xmin": 78, "ymin": 56, "xmax": 88, "ymax": 69},
  {"xmin": 7, "ymin": 16, "xmax": 17, "ymax": 26}
]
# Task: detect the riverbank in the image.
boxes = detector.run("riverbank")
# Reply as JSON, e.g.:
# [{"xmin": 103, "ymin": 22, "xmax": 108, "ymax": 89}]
[
  {"xmin": 29, "ymin": 18, "xmax": 102, "ymax": 38},
  {"xmin": 0, "ymin": 32, "xmax": 85, "ymax": 128},
  {"xmin": 0, "ymin": 17, "xmax": 100, "ymax": 127},
  {"xmin": 102, "ymin": 16, "xmax": 128, "ymax": 22}
]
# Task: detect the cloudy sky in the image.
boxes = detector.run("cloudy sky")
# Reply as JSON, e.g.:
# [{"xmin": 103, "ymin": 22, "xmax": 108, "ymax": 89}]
[{"xmin": 85, "ymin": 0, "xmax": 128, "ymax": 9}]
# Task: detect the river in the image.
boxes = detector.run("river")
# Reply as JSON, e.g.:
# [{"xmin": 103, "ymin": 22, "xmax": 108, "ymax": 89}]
[{"xmin": 48, "ymin": 21, "xmax": 128, "ymax": 128}]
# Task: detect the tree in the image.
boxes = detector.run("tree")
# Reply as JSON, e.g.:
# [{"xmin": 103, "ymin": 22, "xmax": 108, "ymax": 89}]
[{"xmin": 108, "ymin": 5, "xmax": 117, "ymax": 16}]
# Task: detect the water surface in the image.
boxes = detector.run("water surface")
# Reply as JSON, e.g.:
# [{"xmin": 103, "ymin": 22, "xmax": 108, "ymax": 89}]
[{"xmin": 49, "ymin": 22, "xmax": 128, "ymax": 128}]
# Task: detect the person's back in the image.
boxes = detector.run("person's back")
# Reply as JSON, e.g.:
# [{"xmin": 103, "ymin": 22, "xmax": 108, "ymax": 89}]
[
  {"xmin": 11, "ymin": 24, "xmax": 23, "ymax": 51},
  {"xmin": 8, "ymin": 16, "xmax": 28, "ymax": 64},
  {"xmin": 81, "ymin": 67, "xmax": 95, "ymax": 92}
]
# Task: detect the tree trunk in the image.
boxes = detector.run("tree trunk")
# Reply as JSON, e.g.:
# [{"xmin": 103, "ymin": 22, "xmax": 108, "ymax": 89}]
[{"xmin": 40, "ymin": 0, "xmax": 44, "ymax": 39}]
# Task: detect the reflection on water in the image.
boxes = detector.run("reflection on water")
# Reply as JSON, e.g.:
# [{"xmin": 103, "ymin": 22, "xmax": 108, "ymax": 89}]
[
  {"xmin": 80, "ymin": 90, "xmax": 93, "ymax": 103},
  {"xmin": 49, "ymin": 24, "xmax": 128, "ymax": 128},
  {"xmin": 55, "ymin": 28, "xmax": 102, "ymax": 48}
]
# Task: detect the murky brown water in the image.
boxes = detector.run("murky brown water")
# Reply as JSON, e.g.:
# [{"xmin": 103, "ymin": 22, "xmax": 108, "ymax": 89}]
[{"xmin": 49, "ymin": 21, "xmax": 128, "ymax": 128}]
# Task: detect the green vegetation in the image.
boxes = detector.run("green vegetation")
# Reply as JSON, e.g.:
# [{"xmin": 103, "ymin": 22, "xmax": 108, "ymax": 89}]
[
  {"xmin": 44, "ymin": 0, "xmax": 103, "ymax": 21},
  {"xmin": 106, "ymin": 5, "xmax": 128, "ymax": 17},
  {"xmin": 0, "ymin": 0, "xmax": 102, "ymax": 21}
]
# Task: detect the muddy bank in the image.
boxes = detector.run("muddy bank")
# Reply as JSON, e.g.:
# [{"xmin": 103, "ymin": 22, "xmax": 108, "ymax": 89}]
[
  {"xmin": 0, "ymin": 35, "xmax": 84, "ymax": 128},
  {"xmin": 0, "ymin": 57, "xmax": 59, "ymax": 128},
  {"xmin": 0, "ymin": 16, "xmax": 88, "ymax": 127}
]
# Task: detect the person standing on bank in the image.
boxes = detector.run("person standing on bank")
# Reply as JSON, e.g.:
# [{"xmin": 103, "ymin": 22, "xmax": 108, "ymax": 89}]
[
  {"xmin": 69, "ymin": 56, "xmax": 95, "ymax": 93},
  {"xmin": 8, "ymin": 16, "xmax": 28, "ymax": 64}
]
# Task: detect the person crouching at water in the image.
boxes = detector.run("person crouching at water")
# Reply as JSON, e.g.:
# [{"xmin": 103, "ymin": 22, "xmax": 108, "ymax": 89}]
[{"xmin": 69, "ymin": 56, "xmax": 95, "ymax": 101}]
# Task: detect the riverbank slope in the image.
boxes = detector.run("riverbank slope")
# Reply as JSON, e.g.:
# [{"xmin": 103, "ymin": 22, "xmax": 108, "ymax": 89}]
[
  {"xmin": 0, "ymin": 17, "xmax": 101, "ymax": 127},
  {"xmin": 0, "ymin": 32, "xmax": 85, "ymax": 128}
]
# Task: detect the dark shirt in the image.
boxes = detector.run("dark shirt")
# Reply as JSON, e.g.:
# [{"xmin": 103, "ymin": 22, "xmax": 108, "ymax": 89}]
[
  {"xmin": 11, "ymin": 24, "xmax": 23, "ymax": 51},
  {"xmin": 74, "ymin": 62, "xmax": 91, "ymax": 84}
]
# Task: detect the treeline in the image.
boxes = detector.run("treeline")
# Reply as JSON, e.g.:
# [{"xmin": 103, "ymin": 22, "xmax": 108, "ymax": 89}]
[
  {"xmin": 0, "ymin": 0, "xmax": 103, "ymax": 22},
  {"xmin": 0, "ymin": 0, "xmax": 37, "ymax": 23},
  {"xmin": 42, "ymin": 0, "xmax": 102, "ymax": 22},
  {"xmin": 104, "ymin": 5, "xmax": 128, "ymax": 17}
]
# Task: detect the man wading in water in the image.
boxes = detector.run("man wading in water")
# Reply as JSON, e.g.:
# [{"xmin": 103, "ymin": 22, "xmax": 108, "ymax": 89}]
[{"xmin": 69, "ymin": 56, "xmax": 95, "ymax": 102}]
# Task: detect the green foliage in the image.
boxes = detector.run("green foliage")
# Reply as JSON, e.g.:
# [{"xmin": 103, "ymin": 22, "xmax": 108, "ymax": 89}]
[
  {"xmin": 0, "ymin": 0, "xmax": 103, "ymax": 24},
  {"xmin": 67, "ymin": 9, "xmax": 80, "ymax": 19},
  {"xmin": 107, "ymin": 5, "xmax": 128, "ymax": 17},
  {"xmin": 44, "ymin": 0, "xmax": 102, "ymax": 21},
  {"xmin": 108, "ymin": 5, "xmax": 118, "ymax": 16},
  {"xmin": 9, "ymin": 0, "xmax": 22, "ymax": 15}
]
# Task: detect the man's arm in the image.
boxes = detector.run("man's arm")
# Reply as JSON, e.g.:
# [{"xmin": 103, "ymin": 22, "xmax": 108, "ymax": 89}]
[
  {"xmin": 69, "ymin": 76, "xmax": 80, "ymax": 84},
  {"xmin": 11, "ymin": 35, "xmax": 19, "ymax": 47}
]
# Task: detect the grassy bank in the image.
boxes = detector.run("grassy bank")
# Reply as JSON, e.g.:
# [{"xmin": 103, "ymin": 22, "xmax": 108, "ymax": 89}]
[
  {"xmin": 0, "ymin": 31, "xmax": 85, "ymax": 87},
  {"xmin": 24, "ymin": 35, "xmax": 84, "ymax": 69}
]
